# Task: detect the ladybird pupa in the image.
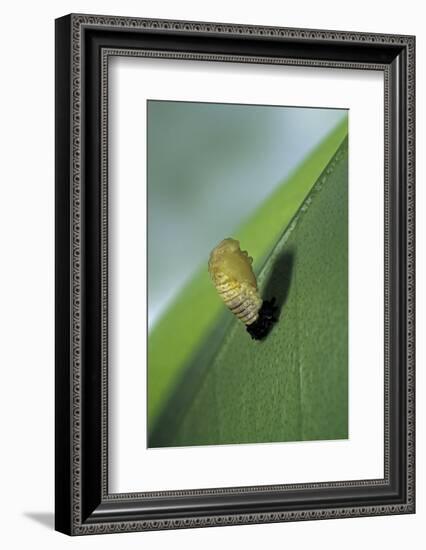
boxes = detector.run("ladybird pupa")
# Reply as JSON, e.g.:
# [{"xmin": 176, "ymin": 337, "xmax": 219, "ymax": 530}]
[{"xmin": 208, "ymin": 238, "xmax": 278, "ymax": 340}]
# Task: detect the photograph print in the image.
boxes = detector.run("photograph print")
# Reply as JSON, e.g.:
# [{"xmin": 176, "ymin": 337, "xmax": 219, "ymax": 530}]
[{"xmin": 147, "ymin": 100, "xmax": 348, "ymax": 449}]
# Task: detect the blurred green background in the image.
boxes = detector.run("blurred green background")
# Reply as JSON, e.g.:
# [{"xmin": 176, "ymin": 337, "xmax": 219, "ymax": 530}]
[{"xmin": 147, "ymin": 100, "xmax": 348, "ymax": 447}]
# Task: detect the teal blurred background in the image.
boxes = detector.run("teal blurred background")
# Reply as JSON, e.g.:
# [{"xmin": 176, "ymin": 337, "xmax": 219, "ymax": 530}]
[{"xmin": 147, "ymin": 101, "xmax": 346, "ymax": 329}]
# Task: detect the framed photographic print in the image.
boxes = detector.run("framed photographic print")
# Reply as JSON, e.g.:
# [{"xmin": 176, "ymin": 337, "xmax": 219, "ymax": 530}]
[{"xmin": 55, "ymin": 14, "xmax": 415, "ymax": 535}]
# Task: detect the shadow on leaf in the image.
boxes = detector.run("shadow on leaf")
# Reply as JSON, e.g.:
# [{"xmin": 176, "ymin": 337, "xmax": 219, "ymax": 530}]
[{"xmin": 261, "ymin": 248, "xmax": 295, "ymax": 327}]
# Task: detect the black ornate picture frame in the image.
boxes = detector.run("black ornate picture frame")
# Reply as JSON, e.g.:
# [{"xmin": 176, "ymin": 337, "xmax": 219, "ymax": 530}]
[{"xmin": 55, "ymin": 14, "xmax": 415, "ymax": 535}]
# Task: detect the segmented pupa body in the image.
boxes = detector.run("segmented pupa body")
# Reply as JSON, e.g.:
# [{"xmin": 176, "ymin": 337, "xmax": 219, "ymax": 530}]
[{"xmin": 208, "ymin": 238, "xmax": 263, "ymax": 326}]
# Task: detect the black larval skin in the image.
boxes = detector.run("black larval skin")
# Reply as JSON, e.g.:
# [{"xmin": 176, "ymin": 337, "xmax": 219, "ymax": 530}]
[{"xmin": 246, "ymin": 298, "xmax": 278, "ymax": 340}]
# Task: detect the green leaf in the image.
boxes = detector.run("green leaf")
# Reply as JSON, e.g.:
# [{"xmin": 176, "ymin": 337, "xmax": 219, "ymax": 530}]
[
  {"xmin": 149, "ymin": 137, "xmax": 348, "ymax": 446},
  {"xmin": 148, "ymin": 118, "xmax": 348, "ymax": 431}
]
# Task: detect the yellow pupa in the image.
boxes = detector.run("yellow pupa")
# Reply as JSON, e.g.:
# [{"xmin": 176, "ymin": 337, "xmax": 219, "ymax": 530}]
[{"xmin": 208, "ymin": 238, "xmax": 263, "ymax": 326}]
